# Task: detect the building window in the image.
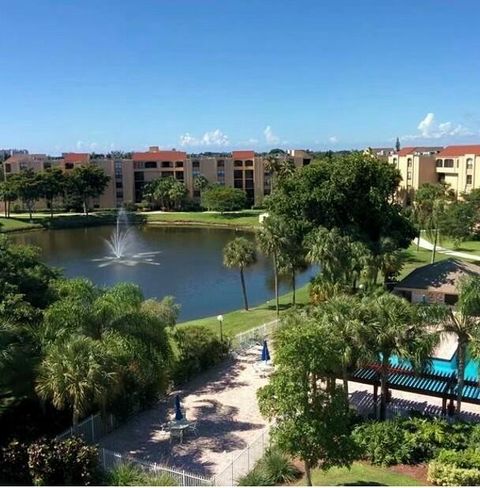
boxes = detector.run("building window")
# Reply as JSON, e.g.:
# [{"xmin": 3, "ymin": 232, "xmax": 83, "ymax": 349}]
[
  {"xmin": 116, "ymin": 190, "xmax": 124, "ymax": 198},
  {"xmin": 161, "ymin": 161, "xmax": 173, "ymax": 168},
  {"xmin": 217, "ymin": 159, "xmax": 225, "ymax": 168},
  {"xmin": 145, "ymin": 161, "xmax": 157, "ymax": 169},
  {"xmin": 192, "ymin": 161, "xmax": 200, "ymax": 168},
  {"xmin": 175, "ymin": 171, "xmax": 184, "ymax": 181},
  {"xmin": 134, "ymin": 162, "xmax": 144, "ymax": 169},
  {"xmin": 114, "ymin": 160, "xmax": 122, "ymax": 177},
  {"xmin": 407, "ymin": 158, "xmax": 412, "ymax": 167},
  {"xmin": 175, "ymin": 161, "xmax": 184, "ymax": 168},
  {"xmin": 65, "ymin": 163, "xmax": 74, "ymax": 170},
  {"xmin": 407, "ymin": 171, "xmax": 412, "ymax": 180},
  {"xmin": 134, "ymin": 171, "xmax": 144, "ymax": 181},
  {"xmin": 4, "ymin": 163, "xmax": 11, "ymax": 173},
  {"xmin": 19, "ymin": 162, "xmax": 28, "ymax": 170},
  {"xmin": 436, "ymin": 159, "xmax": 443, "ymax": 167},
  {"xmin": 444, "ymin": 159, "xmax": 454, "ymax": 168},
  {"xmin": 245, "ymin": 160, "xmax": 254, "ymax": 167},
  {"xmin": 303, "ymin": 158, "xmax": 311, "ymax": 166},
  {"xmin": 467, "ymin": 175, "xmax": 473, "ymax": 185},
  {"xmin": 43, "ymin": 162, "xmax": 52, "ymax": 170},
  {"xmin": 234, "ymin": 160, "xmax": 243, "ymax": 167},
  {"xmin": 392, "ymin": 158, "xmax": 397, "ymax": 165},
  {"xmin": 467, "ymin": 158, "xmax": 474, "ymax": 169},
  {"xmin": 116, "ymin": 181, "xmax": 123, "ymax": 189},
  {"xmin": 234, "ymin": 170, "xmax": 243, "ymax": 189}
]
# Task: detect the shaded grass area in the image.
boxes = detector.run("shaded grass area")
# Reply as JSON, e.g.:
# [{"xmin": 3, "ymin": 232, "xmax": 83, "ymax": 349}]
[
  {"xmin": 303, "ymin": 462, "xmax": 424, "ymax": 486},
  {"xmin": 144, "ymin": 210, "xmax": 262, "ymax": 229},
  {"xmin": 439, "ymin": 237, "xmax": 480, "ymax": 254},
  {"xmin": 178, "ymin": 284, "xmax": 310, "ymax": 336},
  {"xmin": 399, "ymin": 245, "xmax": 446, "ymax": 279},
  {"xmin": 0, "ymin": 217, "xmax": 41, "ymax": 232}
]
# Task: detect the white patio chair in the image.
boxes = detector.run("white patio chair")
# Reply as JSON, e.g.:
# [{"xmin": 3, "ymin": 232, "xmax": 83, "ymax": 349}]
[{"xmin": 187, "ymin": 421, "xmax": 199, "ymax": 437}]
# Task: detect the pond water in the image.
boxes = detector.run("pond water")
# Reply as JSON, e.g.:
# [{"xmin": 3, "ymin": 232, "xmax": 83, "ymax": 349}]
[{"xmin": 12, "ymin": 225, "xmax": 315, "ymax": 321}]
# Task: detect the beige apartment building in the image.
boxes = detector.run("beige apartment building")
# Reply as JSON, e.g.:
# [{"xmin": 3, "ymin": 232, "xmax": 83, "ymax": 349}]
[
  {"xmin": 388, "ymin": 145, "xmax": 480, "ymax": 203},
  {"xmin": 1, "ymin": 147, "xmax": 311, "ymax": 211}
]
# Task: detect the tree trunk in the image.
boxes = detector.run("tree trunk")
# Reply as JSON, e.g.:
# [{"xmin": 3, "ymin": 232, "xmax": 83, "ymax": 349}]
[
  {"xmin": 3, "ymin": 197, "xmax": 6, "ymax": 218},
  {"xmin": 73, "ymin": 405, "xmax": 79, "ymax": 427},
  {"xmin": 240, "ymin": 267, "xmax": 249, "ymax": 311},
  {"xmin": 417, "ymin": 232, "xmax": 420, "ymax": 251},
  {"xmin": 343, "ymin": 367, "xmax": 349, "ymax": 398},
  {"xmin": 28, "ymin": 205, "xmax": 33, "ymax": 222},
  {"xmin": 304, "ymin": 460, "xmax": 312, "ymax": 486},
  {"xmin": 379, "ymin": 356, "xmax": 389, "ymax": 420},
  {"xmin": 83, "ymin": 199, "xmax": 88, "ymax": 216},
  {"xmin": 273, "ymin": 253, "xmax": 279, "ymax": 317},
  {"xmin": 456, "ymin": 340, "xmax": 466, "ymax": 414},
  {"xmin": 292, "ymin": 269, "xmax": 296, "ymax": 305},
  {"xmin": 49, "ymin": 199, "xmax": 54, "ymax": 220},
  {"xmin": 431, "ymin": 228, "xmax": 438, "ymax": 264}
]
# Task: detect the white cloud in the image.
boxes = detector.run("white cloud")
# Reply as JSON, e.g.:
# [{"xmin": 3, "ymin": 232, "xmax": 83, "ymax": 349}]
[
  {"xmin": 328, "ymin": 136, "xmax": 338, "ymax": 144},
  {"xmin": 247, "ymin": 138, "xmax": 259, "ymax": 144},
  {"xmin": 180, "ymin": 129, "xmax": 229, "ymax": 147},
  {"xmin": 76, "ymin": 140, "xmax": 84, "ymax": 149},
  {"xmin": 263, "ymin": 125, "xmax": 280, "ymax": 145},
  {"xmin": 404, "ymin": 112, "xmax": 474, "ymax": 140}
]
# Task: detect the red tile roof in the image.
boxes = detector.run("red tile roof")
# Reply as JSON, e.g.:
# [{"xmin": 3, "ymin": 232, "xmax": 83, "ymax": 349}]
[
  {"xmin": 133, "ymin": 150, "xmax": 186, "ymax": 161},
  {"xmin": 232, "ymin": 150, "xmax": 255, "ymax": 160},
  {"xmin": 63, "ymin": 153, "xmax": 89, "ymax": 163},
  {"xmin": 437, "ymin": 145, "xmax": 480, "ymax": 157},
  {"xmin": 396, "ymin": 147, "xmax": 416, "ymax": 156},
  {"xmin": 5, "ymin": 154, "xmax": 46, "ymax": 163}
]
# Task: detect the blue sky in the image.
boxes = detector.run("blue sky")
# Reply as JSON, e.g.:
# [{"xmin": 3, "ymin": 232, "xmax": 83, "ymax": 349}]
[{"xmin": 1, "ymin": 0, "xmax": 480, "ymax": 154}]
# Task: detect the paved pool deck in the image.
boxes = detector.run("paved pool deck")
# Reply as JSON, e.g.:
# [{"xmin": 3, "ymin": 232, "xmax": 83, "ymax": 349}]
[{"xmin": 99, "ymin": 346, "xmax": 269, "ymax": 477}]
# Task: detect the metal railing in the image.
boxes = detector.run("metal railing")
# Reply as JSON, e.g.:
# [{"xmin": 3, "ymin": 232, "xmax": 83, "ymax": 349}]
[
  {"xmin": 99, "ymin": 448, "xmax": 213, "ymax": 486},
  {"xmin": 213, "ymin": 428, "xmax": 270, "ymax": 486},
  {"xmin": 231, "ymin": 319, "xmax": 279, "ymax": 352},
  {"xmin": 55, "ymin": 412, "xmax": 118, "ymax": 443}
]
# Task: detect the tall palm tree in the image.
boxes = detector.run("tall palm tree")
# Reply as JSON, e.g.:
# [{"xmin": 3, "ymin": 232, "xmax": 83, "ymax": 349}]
[
  {"xmin": 438, "ymin": 275, "xmax": 480, "ymax": 413},
  {"xmin": 36, "ymin": 335, "xmax": 118, "ymax": 425},
  {"xmin": 223, "ymin": 237, "xmax": 257, "ymax": 311},
  {"xmin": 362, "ymin": 293, "xmax": 438, "ymax": 420},
  {"xmin": 257, "ymin": 216, "xmax": 289, "ymax": 316}
]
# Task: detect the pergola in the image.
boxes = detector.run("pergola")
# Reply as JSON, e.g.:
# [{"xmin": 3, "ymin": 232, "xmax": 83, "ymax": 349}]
[{"xmin": 350, "ymin": 363, "xmax": 480, "ymax": 415}]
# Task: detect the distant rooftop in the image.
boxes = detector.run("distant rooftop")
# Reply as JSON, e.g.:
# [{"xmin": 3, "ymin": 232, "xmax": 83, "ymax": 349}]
[{"xmin": 437, "ymin": 145, "xmax": 480, "ymax": 157}]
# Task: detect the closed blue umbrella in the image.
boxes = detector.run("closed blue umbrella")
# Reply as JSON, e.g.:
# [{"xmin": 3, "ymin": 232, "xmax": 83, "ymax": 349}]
[
  {"xmin": 261, "ymin": 340, "xmax": 271, "ymax": 362},
  {"xmin": 174, "ymin": 394, "xmax": 183, "ymax": 421}
]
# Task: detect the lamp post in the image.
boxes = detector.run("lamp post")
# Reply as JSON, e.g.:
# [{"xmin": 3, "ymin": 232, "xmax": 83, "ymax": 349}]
[{"xmin": 217, "ymin": 314, "xmax": 224, "ymax": 342}]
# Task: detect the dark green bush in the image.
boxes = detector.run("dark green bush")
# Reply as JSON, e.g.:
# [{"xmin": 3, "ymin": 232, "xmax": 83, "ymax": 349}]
[
  {"xmin": 428, "ymin": 449, "xmax": 480, "ymax": 485},
  {"xmin": 107, "ymin": 463, "xmax": 176, "ymax": 486},
  {"xmin": 0, "ymin": 440, "xmax": 31, "ymax": 485},
  {"xmin": 171, "ymin": 325, "xmax": 230, "ymax": 385}
]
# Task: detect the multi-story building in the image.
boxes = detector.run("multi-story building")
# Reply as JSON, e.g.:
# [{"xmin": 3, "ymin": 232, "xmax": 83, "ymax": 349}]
[
  {"xmin": 388, "ymin": 146, "xmax": 443, "ymax": 204},
  {"xmin": 0, "ymin": 146, "xmax": 309, "ymax": 211},
  {"xmin": 434, "ymin": 145, "xmax": 480, "ymax": 195}
]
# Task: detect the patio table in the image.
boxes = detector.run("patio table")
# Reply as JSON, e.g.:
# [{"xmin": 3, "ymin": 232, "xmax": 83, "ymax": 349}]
[{"xmin": 168, "ymin": 419, "xmax": 191, "ymax": 443}]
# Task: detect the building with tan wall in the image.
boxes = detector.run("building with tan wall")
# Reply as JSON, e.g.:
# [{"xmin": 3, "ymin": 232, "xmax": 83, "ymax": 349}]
[{"xmin": 1, "ymin": 147, "xmax": 307, "ymax": 211}]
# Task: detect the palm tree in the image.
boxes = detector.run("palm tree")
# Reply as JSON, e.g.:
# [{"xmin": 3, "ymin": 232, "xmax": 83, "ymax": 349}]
[
  {"xmin": 315, "ymin": 294, "xmax": 370, "ymax": 397},
  {"xmin": 438, "ymin": 276, "xmax": 480, "ymax": 413},
  {"xmin": 263, "ymin": 155, "xmax": 296, "ymax": 191},
  {"xmin": 36, "ymin": 335, "xmax": 118, "ymax": 425},
  {"xmin": 257, "ymin": 216, "xmax": 289, "ymax": 316},
  {"xmin": 362, "ymin": 293, "xmax": 438, "ymax": 420},
  {"xmin": 223, "ymin": 237, "xmax": 257, "ymax": 311}
]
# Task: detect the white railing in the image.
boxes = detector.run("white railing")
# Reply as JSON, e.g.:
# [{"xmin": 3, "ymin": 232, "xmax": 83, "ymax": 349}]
[
  {"xmin": 213, "ymin": 428, "xmax": 271, "ymax": 486},
  {"xmin": 232, "ymin": 319, "xmax": 279, "ymax": 352},
  {"xmin": 99, "ymin": 448, "xmax": 213, "ymax": 486},
  {"xmin": 55, "ymin": 412, "xmax": 117, "ymax": 443}
]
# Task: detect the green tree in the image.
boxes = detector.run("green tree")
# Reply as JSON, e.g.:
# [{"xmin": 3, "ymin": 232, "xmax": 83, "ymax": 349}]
[
  {"xmin": 201, "ymin": 185, "xmax": 247, "ymax": 213},
  {"xmin": 414, "ymin": 183, "xmax": 454, "ymax": 263},
  {"xmin": 438, "ymin": 201, "xmax": 475, "ymax": 248},
  {"xmin": 193, "ymin": 174, "xmax": 210, "ymax": 194},
  {"xmin": 257, "ymin": 216, "xmax": 290, "ymax": 316},
  {"xmin": 395, "ymin": 137, "xmax": 401, "ymax": 152},
  {"xmin": 9, "ymin": 169, "xmax": 42, "ymax": 221},
  {"xmin": 263, "ymin": 155, "xmax": 295, "ymax": 191},
  {"xmin": 267, "ymin": 152, "xmax": 416, "ymax": 251},
  {"xmin": 35, "ymin": 335, "xmax": 118, "ymax": 425},
  {"xmin": 362, "ymin": 293, "xmax": 438, "ymax": 420},
  {"xmin": 0, "ymin": 180, "xmax": 17, "ymax": 218},
  {"xmin": 258, "ymin": 313, "xmax": 357, "ymax": 485},
  {"xmin": 38, "ymin": 168, "xmax": 66, "ymax": 219},
  {"xmin": 66, "ymin": 165, "xmax": 110, "ymax": 215},
  {"xmin": 144, "ymin": 177, "xmax": 187, "ymax": 210},
  {"xmin": 223, "ymin": 237, "xmax": 257, "ymax": 311},
  {"xmin": 436, "ymin": 276, "xmax": 480, "ymax": 413}
]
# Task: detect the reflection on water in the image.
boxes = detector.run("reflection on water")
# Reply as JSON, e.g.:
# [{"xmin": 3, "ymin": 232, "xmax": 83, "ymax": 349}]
[{"xmin": 11, "ymin": 225, "xmax": 316, "ymax": 321}]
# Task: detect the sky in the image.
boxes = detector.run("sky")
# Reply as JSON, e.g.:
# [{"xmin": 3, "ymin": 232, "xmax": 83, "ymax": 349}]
[{"xmin": 1, "ymin": 0, "xmax": 480, "ymax": 155}]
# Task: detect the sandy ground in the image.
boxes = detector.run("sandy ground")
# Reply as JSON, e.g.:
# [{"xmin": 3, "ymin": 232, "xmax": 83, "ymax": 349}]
[{"xmin": 100, "ymin": 346, "xmax": 269, "ymax": 477}]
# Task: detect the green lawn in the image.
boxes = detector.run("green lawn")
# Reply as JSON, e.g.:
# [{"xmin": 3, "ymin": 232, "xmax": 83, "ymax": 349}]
[
  {"xmin": 178, "ymin": 283, "xmax": 310, "ymax": 336},
  {"xmin": 399, "ymin": 244, "xmax": 446, "ymax": 279},
  {"xmin": 303, "ymin": 462, "xmax": 424, "ymax": 486},
  {"xmin": 144, "ymin": 210, "xmax": 262, "ymax": 229},
  {"xmin": 0, "ymin": 217, "xmax": 42, "ymax": 232},
  {"xmin": 438, "ymin": 237, "xmax": 480, "ymax": 254}
]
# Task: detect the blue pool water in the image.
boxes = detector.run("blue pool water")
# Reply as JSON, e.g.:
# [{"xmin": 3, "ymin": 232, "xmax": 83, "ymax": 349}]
[{"xmin": 390, "ymin": 352, "xmax": 480, "ymax": 380}]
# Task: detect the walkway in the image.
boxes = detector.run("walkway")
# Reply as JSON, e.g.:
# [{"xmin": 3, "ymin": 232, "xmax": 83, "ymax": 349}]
[
  {"xmin": 100, "ymin": 346, "xmax": 269, "ymax": 477},
  {"xmin": 415, "ymin": 236, "xmax": 480, "ymax": 262}
]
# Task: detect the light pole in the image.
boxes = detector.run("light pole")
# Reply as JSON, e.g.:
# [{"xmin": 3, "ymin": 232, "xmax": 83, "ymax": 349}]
[{"xmin": 217, "ymin": 314, "xmax": 224, "ymax": 342}]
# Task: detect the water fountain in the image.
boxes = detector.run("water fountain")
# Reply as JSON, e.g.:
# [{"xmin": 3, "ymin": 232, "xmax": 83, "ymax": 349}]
[{"xmin": 92, "ymin": 208, "xmax": 161, "ymax": 267}]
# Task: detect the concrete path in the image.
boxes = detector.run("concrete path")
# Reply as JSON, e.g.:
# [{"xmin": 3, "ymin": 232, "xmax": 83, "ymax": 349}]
[
  {"xmin": 415, "ymin": 236, "xmax": 480, "ymax": 261},
  {"xmin": 100, "ymin": 346, "xmax": 269, "ymax": 477}
]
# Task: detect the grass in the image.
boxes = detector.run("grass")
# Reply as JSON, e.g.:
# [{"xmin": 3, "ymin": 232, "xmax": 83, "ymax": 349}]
[
  {"xmin": 303, "ymin": 462, "xmax": 424, "ymax": 486},
  {"xmin": 178, "ymin": 283, "xmax": 310, "ymax": 336},
  {"xmin": 0, "ymin": 216, "xmax": 42, "ymax": 232},
  {"xmin": 399, "ymin": 244, "xmax": 447, "ymax": 279},
  {"xmin": 438, "ymin": 237, "xmax": 480, "ymax": 254},
  {"xmin": 144, "ymin": 210, "xmax": 262, "ymax": 229}
]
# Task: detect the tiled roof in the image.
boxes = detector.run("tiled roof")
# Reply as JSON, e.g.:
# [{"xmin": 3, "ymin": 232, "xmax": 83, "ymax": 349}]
[
  {"xmin": 437, "ymin": 145, "xmax": 480, "ymax": 157},
  {"xmin": 4, "ymin": 153, "xmax": 46, "ymax": 163},
  {"xmin": 232, "ymin": 150, "xmax": 255, "ymax": 160},
  {"xmin": 396, "ymin": 147, "xmax": 416, "ymax": 156},
  {"xmin": 395, "ymin": 147, "xmax": 442, "ymax": 157},
  {"xmin": 395, "ymin": 258, "xmax": 480, "ymax": 295},
  {"xmin": 63, "ymin": 153, "xmax": 90, "ymax": 163},
  {"xmin": 132, "ymin": 151, "xmax": 186, "ymax": 161}
]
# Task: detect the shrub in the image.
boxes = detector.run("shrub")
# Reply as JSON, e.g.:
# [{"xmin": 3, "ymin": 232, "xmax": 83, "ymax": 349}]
[
  {"xmin": 122, "ymin": 202, "xmax": 137, "ymax": 212},
  {"xmin": 428, "ymin": 449, "xmax": 480, "ymax": 486},
  {"xmin": 0, "ymin": 440, "xmax": 31, "ymax": 485},
  {"xmin": 260, "ymin": 447, "xmax": 300, "ymax": 484},
  {"xmin": 237, "ymin": 468, "xmax": 272, "ymax": 486},
  {"xmin": 107, "ymin": 463, "xmax": 177, "ymax": 486},
  {"xmin": 171, "ymin": 325, "xmax": 230, "ymax": 385},
  {"xmin": 469, "ymin": 424, "xmax": 480, "ymax": 449}
]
